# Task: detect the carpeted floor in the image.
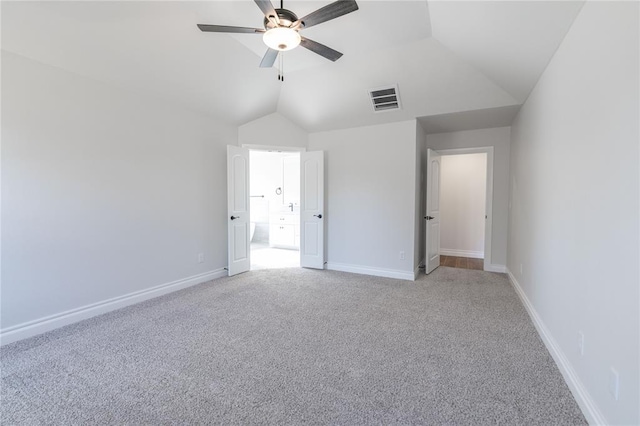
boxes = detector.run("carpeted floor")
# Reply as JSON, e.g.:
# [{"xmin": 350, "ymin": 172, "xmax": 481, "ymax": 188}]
[{"xmin": 1, "ymin": 267, "xmax": 586, "ymax": 425}]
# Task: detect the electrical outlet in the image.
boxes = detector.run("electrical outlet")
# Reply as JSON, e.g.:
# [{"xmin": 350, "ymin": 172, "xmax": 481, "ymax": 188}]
[
  {"xmin": 197, "ymin": 253, "xmax": 204, "ymax": 263},
  {"xmin": 609, "ymin": 367, "xmax": 619, "ymax": 401},
  {"xmin": 578, "ymin": 331, "xmax": 584, "ymax": 356},
  {"xmin": 399, "ymin": 251, "xmax": 405, "ymax": 260}
]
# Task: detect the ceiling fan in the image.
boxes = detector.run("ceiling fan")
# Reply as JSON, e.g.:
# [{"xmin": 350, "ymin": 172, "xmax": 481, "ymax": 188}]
[{"xmin": 197, "ymin": 0, "xmax": 359, "ymax": 78}]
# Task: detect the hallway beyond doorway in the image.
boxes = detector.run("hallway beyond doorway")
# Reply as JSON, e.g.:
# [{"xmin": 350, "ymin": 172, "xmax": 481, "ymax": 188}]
[{"xmin": 251, "ymin": 242, "xmax": 299, "ymax": 270}]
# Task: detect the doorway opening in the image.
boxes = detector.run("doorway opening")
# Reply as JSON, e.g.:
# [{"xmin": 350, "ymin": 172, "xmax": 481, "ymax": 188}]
[
  {"xmin": 249, "ymin": 149, "xmax": 301, "ymax": 270},
  {"xmin": 439, "ymin": 152, "xmax": 487, "ymax": 270},
  {"xmin": 425, "ymin": 147, "xmax": 494, "ymax": 274}
]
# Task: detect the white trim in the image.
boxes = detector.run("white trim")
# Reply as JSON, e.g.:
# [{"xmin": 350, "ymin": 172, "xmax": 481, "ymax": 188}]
[
  {"xmin": 439, "ymin": 249, "xmax": 484, "ymax": 259},
  {"xmin": 414, "ymin": 265, "xmax": 421, "ymax": 280},
  {"xmin": 484, "ymin": 264, "xmax": 507, "ymax": 273},
  {"xmin": 435, "ymin": 146, "xmax": 494, "ymax": 272},
  {"xmin": 0, "ymin": 269, "xmax": 226, "ymax": 346},
  {"xmin": 507, "ymin": 269, "xmax": 607, "ymax": 426},
  {"xmin": 242, "ymin": 144, "xmax": 306, "ymax": 152},
  {"xmin": 326, "ymin": 262, "xmax": 415, "ymax": 281}
]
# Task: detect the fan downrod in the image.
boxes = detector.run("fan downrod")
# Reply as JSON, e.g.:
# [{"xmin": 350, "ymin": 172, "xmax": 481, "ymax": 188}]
[{"xmin": 264, "ymin": 9, "xmax": 299, "ymax": 29}]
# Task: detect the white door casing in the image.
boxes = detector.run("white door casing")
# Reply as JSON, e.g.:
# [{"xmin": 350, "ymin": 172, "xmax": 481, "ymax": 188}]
[
  {"xmin": 300, "ymin": 151, "xmax": 324, "ymax": 269},
  {"xmin": 227, "ymin": 145, "xmax": 250, "ymax": 276},
  {"xmin": 425, "ymin": 149, "xmax": 442, "ymax": 274}
]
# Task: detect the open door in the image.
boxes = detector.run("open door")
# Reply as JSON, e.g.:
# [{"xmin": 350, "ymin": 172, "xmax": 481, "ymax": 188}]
[
  {"xmin": 227, "ymin": 145, "xmax": 250, "ymax": 276},
  {"xmin": 425, "ymin": 149, "xmax": 441, "ymax": 274},
  {"xmin": 300, "ymin": 151, "xmax": 324, "ymax": 269}
]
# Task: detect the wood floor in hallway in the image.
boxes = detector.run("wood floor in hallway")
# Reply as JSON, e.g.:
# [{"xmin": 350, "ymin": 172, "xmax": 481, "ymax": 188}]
[{"xmin": 440, "ymin": 255, "xmax": 484, "ymax": 270}]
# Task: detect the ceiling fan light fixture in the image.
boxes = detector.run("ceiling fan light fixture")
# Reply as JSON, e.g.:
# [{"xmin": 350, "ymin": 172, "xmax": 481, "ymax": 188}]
[{"xmin": 263, "ymin": 27, "xmax": 301, "ymax": 51}]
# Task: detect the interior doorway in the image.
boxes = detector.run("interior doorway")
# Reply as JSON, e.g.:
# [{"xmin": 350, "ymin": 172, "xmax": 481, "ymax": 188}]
[
  {"xmin": 249, "ymin": 149, "xmax": 301, "ymax": 270},
  {"xmin": 439, "ymin": 152, "xmax": 487, "ymax": 269},
  {"xmin": 227, "ymin": 144, "xmax": 324, "ymax": 276},
  {"xmin": 425, "ymin": 147, "xmax": 494, "ymax": 273}
]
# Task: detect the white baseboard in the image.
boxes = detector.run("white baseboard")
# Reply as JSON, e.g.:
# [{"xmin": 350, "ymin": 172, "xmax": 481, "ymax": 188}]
[
  {"xmin": 507, "ymin": 269, "xmax": 607, "ymax": 426},
  {"xmin": 484, "ymin": 264, "xmax": 507, "ymax": 273},
  {"xmin": 326, "ymin": 262, "xmax": 415, "ymax": 281},
  {"xmin": 0, "ymin": 268, "xmax": 227, "ymax": 346},
  {"xmin": 414, "ymin": 265, "xmax": 421, "ymax": 280},
  {"xmin": 439, "ymin": 249, "xmax": 484, "ymax": 259}
]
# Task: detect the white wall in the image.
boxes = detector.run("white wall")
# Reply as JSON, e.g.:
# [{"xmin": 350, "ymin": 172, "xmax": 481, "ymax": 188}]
[
  {"xmin": 507, "ymin": 2, "xmax": 639, "ymax": 425},
  {"xmin": 239, "ymin": 112, "xmax": 308, "ymax": 148},
  {"xmin": 308, "ymin": 120, "xmax": 418, "ymax": 280},
  {"xmin": 1, "ymin": 52, "xmax": 237, "ymax": 340},
  {"xmin": 426, "ymin": 127, "xmax": 510, "ymax": 268},
  {"xmin": 440, "ymin": 153, "xmax": 487, "ymax": 258}
]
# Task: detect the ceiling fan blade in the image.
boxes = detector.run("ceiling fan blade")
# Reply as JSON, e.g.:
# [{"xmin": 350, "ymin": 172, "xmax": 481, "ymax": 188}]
[
  {"xmin": 197, "ymin": 24, "xmax": 264, "ymax": 34},
  {"xmin": 254, "ymin": 0, "xmax": 280, "ymax": 24},
  {"xmin": 296, "ymin": 0, "xmax": 358, "ymax": 29},
  {"xmin": 260, "ymin": 48, "xmax": 279, "ymax": 68},
  {"xmin": 300, "ymin": 37, "xmax": 343, "ymax": 62}
]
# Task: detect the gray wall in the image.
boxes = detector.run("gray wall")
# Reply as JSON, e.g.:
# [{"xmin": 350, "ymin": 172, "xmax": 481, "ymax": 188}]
[
  {"xmin": 309, "ymin": 120, "xmax": 418, "ymax": 279},
  {"xmin": 425, "ymin": 126, "xmax": 511, "ymax": 268},
  {"xmin": 1, "ymin": 52, "xmax": 236, "ymax": 331},
  {"xmin": 508, "ymin": 2, "xmax": 638, "ymax": 424}
]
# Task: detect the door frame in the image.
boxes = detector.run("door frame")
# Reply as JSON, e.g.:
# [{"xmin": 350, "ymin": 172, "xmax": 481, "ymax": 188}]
[
  {"xmin": 241, "ymin": 144, "xmax": 307, "ymax": 270},
  {"xmin": 242, "ymin": 144, "xmax": 306, "ymax": 153},
  {"xmin": 435, "ymin": 146, "xmax": 494, "ymax": 272}
]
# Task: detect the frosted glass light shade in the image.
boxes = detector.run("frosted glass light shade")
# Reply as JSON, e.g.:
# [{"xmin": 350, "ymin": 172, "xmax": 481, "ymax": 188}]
[{"xmin": 263, "ymin": 28, "xmax": 301, "ymax": 51}]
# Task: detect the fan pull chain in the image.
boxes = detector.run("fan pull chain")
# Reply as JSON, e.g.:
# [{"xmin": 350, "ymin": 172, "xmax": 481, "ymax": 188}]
[{"xmin": 277, "ymin": 53, "xmax": 284, "ymax": 82}]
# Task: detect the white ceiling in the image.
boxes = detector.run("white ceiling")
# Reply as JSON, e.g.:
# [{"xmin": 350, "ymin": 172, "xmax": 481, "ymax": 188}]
[
  {"xmin": 429, "ymin": 1, "xmax": 585, "ymax": 103},
  {"xmin": 1, "ymin": 1, "xmax": 585, "ymax": 132},
  {"xmin": 225, "ymin": 1, "xmax": 432, "ymax": 73}
]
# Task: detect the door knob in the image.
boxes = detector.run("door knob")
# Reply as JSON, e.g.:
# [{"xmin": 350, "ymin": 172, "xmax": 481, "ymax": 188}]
[
  {"xmin": 313, "ymin": 214, "xmax": 323, "ymax": 219},
  {"xmin": 230, "ymin": 215, "xmax": 239, "ymax": 220},
  {"xmin": 425, "ymin": 216, "xmax": 434, "ymax": 220}
]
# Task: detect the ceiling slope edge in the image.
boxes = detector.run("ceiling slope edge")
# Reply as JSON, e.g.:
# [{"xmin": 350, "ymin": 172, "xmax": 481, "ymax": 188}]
[
  {"xmin": 238, "ymin": 111, "xmax": 309, "ymax": 148},
  {"xmin": 275, "ymin": 37, "xmax": 520, "ymax": 133},
  {"xmin": 417, "ymin": 104, "xmax": 521, "ymax": 135},
  {"xmin": 514, "ymin": 1, "xmax": 587, "ymax": 107},
  {"xmin": 431, "ymin": 34, "xmax": 525, "ymax": 105},
  {"xmin": 1, "ymin": 49, "xmax": 240, "ymax": 128},
  {"xmin": 1, "ymin": 1, "xmax": 280, "ymax": 126},
  {"xmin": 428, "ymin": 0, "xmax": 586, "ymax": 103}
]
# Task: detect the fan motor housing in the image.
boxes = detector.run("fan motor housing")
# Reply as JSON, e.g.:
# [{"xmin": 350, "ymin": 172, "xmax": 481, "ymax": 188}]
[{"xmin": 264, "ymin": 9, "xmax": 299, "ymax": 29}]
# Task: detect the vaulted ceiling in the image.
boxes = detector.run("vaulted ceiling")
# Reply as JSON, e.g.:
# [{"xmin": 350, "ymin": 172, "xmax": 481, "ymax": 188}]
[{"xmin": 1, "ymin": 1, "xmax": 585, "ymax": 132}]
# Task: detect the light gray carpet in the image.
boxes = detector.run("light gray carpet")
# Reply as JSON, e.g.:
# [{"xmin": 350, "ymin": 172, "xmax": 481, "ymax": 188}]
[{"xmin": 1, "ymin": 267, "xmax": 586, "ymax": 425}]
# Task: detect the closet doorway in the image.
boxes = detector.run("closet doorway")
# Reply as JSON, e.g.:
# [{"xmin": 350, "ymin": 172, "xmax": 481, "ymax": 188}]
[
  {"xmin": 439, "ymin": 152, "xmax": 487, "ymax": 270},
  {"xmin": 425, "ymin": 147, "xmax": 494, "ymax": 273},
  {"xmin": 249, "ymin": 149, "xmax": 301, "ymax": 270}
]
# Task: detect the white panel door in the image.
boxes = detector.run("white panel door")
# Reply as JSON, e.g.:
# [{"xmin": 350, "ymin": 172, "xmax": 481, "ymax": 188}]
[
  {"xmin": 300, "ymin": 151, "xmax": 324, "ymax": 269},
  {"xmin": 425, "ymin": 149, "xmax": 442, "ymax": 274},
  {"xmin": 227, "ymin": 145, "xmax": 250, "ymax": 276}
]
